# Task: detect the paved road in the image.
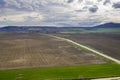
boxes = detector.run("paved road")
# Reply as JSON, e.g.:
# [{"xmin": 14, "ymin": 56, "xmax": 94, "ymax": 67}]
[{"xmin": 48, "ymin": 34, "xmax": 120, "ymax": 64}]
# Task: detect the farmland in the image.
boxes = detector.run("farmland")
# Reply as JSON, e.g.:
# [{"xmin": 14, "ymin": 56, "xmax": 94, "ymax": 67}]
[
  {"xmin": 0, "ymin": 33, "xmax": 120, "ymax": 80},
  {"xmin": 0, "ymin": 33, "xmax": 106, "ymax": 70},
  {"xmin": 0, "ymin": 64, "xmax": 120, "ymax": 80},
  {"xmin": 54, "ymin": 33, "xmax": 120, "ymax": 60}
]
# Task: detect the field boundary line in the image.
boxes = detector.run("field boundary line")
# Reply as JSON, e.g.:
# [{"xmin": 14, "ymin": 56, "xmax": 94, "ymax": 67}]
[{"xmin": 45, "ymin": 34, "xmax": 120, "ymax": 64}]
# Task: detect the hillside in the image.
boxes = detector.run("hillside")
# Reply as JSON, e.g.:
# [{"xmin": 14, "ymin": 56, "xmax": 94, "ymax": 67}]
[
  {"xmin": 93, "ymin": 22, "xmax": 120, "ymax": 28},
  {"xmin": 0, "ymin": 23, "xmax": 120, "ymax": 33}
]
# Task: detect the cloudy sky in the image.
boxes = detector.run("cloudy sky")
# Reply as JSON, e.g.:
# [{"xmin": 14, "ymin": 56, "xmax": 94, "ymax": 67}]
[{"xmin": 0, "ymin": 0, "xmax": 120, "ymax": 27}]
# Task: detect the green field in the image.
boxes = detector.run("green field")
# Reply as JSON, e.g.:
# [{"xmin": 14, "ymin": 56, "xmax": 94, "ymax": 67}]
[
  {"xmin": 60, "ymin": 28, "xmax": 120, "ymax": 33},
  {"xmin": 0, "ymin": 64, "xmax": 120, "ymax": 80},
  {"xmin": 88, "ymin": 28, "xmax": 120, "ymax": 33}
]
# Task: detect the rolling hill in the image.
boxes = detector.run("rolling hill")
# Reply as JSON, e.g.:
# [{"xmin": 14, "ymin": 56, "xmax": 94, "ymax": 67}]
[{"xmin": 0, "ymin": 22, "xmax": 120, "ymax": 33}]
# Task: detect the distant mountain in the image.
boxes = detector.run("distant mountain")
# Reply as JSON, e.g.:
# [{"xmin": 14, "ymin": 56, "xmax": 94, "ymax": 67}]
[
  {"xmin": 0, "ymin": 26, "xmax": 60, "ymax": 33},
  {"xmin": 83, "ymin": 23, "xmax": 120, "ymax": 33},
  {"xmin": 0, "ymin": 23, "xmax": 120, "ymax": 33},
  {"xmin": 93, "ymin": 22, "xmax": 120, "ymax": 28}
]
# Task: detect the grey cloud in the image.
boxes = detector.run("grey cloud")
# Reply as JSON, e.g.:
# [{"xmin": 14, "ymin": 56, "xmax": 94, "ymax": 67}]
[
  {"xmin": 75, "ymin": 9, "xmax": 84, "ymax": 12},
  {"xmin": 0, "ymin": 0, "xmax": 120, "ymax": 27},
  {"xmin": 89, "ymin": 5, "xmax": 98, "ymax": 13},
  {"xmin": 85, "ymin": 1, "xmax": 93, "ymax": 5},
  {"xmin": 112, "ymin": 2, "xmax": 120, "ymax": 9},
  {"xmin": 97, "ymin": 0, "xmax": 102, "ymax": 2},
  {"xmin": 0, "ymin": 0, "xmax": 5, "ymax": 7},
  {"xmin": 66, "ymin": 0, "xmax": 74, "ymax": 3},
  {"xmin": 0, "ymin": 0, "xmax": 30, "ymax": 10},
  {"xmin": 0, "ymin": 0, "xmax": 45, "ymax": 11},
  {"xmin": 4, "ymin": 0, "xmax": 21, "ymax": 9},
  {"xmin": 75, "ymin": 6, "xmax": 87, "ymax": 12},
  {"xmin": 0, "ymin": 0, "xmax": 68, "ymax": 12},
  {"xmin": 79, "ymin": 18, "xmax": 102, "ymax": 27},
  {"xmin": 103, "ymin": 0, "xmax": 111, "ymax": 5},
  {"xmin": 78, "ymin": 0, "xmax": 83, "ymax": 3}
]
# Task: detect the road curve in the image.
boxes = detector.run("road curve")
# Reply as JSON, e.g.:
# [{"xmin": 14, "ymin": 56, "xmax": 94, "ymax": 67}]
[{"xmin": 47, "ymin": 34, "xmax": 120, "ymax": 64}]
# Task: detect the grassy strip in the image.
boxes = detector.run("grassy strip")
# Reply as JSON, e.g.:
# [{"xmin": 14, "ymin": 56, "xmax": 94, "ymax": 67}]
[
  {"xmin": 88, "ymin": 28, "xmax": 120, "ymax": 33},
  {"xmin": 0, "ymin": 32, "xmax": 12, "ymax": 35},
  {"xmin": 60, "ymin": 28, "xmax": 120, "ymax": 33},
  {"xmin": 0, "ymin": 32, "xmax": 8, "ymax": 34},
  {"xmin": 0, "ymin": 64, "xmax": 120, "ymax": 80}
]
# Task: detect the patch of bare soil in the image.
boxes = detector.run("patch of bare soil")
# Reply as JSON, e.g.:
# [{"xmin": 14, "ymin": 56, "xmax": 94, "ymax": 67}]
[{"xmin": 0, "ymin": 33, "xmax": 106, "ymax": 70}]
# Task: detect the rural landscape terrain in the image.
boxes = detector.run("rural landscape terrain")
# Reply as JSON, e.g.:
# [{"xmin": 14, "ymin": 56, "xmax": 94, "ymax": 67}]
[
  {"xmin": 0, "ymin": 22, "xmax": 120, "ymax": 80},
  {"xmin": 54, "ymin": 33, "xmax": 120, "ymax": 60},
  {"xmin": 0, "ymin": 33, "xmax": 106, "ymax": 70},
  {"xmin": 0, "ymin": 0, "xmax": 120, "ymax": 79}
]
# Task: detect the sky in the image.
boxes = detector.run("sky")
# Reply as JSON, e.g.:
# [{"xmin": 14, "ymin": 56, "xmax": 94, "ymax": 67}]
[{"xmin": 0, "ymin": 0, "xmax": 120, "ymax": 27}]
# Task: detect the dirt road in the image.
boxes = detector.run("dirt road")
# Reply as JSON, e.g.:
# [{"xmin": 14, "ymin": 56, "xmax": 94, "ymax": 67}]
[
  {"xmin": 92, "ymin": 77, "xmax": 120, "ymax": 80},
  {"xmin": 48, "ymin": 34, "xmax": 120, "ymax": 64}
]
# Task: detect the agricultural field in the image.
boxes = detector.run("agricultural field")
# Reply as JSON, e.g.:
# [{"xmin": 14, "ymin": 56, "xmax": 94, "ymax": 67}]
[
  {"xmin": 0, "ymin": 33, "xmax": 106, "ymax": 70},
  {"xmin": 54, "ymin": 33, "xmax": 120, "ymax": 60},
  {"xmin": 0, "ymin": 33, "xmax": 120, "ymax": 80},
  {"xmin": 0, "ymin": 64, "xmax": 120, "ymax": 80},
  {"xmin": 60, "ymin": 28, "xmax": 120, "ymax": 33}
]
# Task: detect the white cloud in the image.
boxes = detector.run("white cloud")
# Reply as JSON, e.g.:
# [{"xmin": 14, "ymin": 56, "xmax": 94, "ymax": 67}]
[
  {"xmin": 0, "ymin": 0, "xmax": 120, "ymax": 27},
  {"xmin": 0, "ymin": 12, "xmax": 43, "ymax": 22}
]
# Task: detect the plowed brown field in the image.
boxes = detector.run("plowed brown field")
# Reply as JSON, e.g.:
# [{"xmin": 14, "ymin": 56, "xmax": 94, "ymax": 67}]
[{"xmin": 0, "ymin": 33, "xmax": 106, "ymax": 70}]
